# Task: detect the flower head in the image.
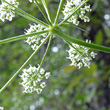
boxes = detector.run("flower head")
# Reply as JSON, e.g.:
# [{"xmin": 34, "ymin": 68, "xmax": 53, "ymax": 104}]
[
  {"xmin": 67, "ymin": 40, "xmax": 97, "ymax": 69},
  {"xmin": 0, "ymin": 0, "xmax": 19, "ymax": 22},
  {"xmin": 63, "ymin": 0, "xmax": 91, "ymax": 25},
  {"xmin": 25, "ymin": 24, "xmax": 48, "ymax": 50},
  {"xmin": 20, "ymin": 65, "xmax": 50, "ymax": 94}
]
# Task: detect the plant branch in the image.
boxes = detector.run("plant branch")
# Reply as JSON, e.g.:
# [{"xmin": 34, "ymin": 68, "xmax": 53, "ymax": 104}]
[
  {"xmin": 35, "ymin": 0, "xmax": 52, "ymax": 26},
  {"xmin": 41, "ymin": 0, "xmax": 52, "ymax": 24},
  {"xmin": 0, "ymin": 30, "xmax": 49, "ymax": 45},
  {"xmin": 66, "ymin": 40, "xmax": 82, "ymax": 54},
  {"xmin": 60, "ymin": 23, "xmax": 89, "ymax": 34},
  {"xmin": 54, "ymin": 0, "xmax": 64, "ymax": 25},
  {"xmin": 35, "ymin": 35, "xmax": 52, "ymax": 77},
  {"xmin": 53, "ymin": 29, "xmax": 110, "ymax": 53}
]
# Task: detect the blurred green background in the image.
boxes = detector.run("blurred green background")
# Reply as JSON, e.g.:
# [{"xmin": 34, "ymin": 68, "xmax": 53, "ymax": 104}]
[{"xmin": 0, "ymin": 0, "xmax": 110, "ymax": 110}]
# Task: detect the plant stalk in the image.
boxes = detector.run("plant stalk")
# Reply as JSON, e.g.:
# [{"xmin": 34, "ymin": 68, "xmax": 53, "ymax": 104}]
[
  {"xmin": 0, "ymin": 30, "xmax": 49, "ymax": 45},
  {"xmin": 35, "ymin": 0, "xmax": 52, "ymax": 26},
  {"xmin": 54, "ymin": 0, "xmax": 64, "ymax": 25},
  {"xmin": 53, "ymin": 29, "xmax": 110, "ymax": 53}
]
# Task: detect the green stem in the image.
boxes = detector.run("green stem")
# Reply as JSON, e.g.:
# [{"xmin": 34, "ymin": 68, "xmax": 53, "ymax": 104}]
[
  {"xmin": 15, "ymin": 10, "xmax": 40, "ymax": 25},
  {"xmin": 41, "ymin": 0, "xmax": 52, "ymax": 24},
  {"xmin": 0, "ymin": 30, "xmax": 49, "ymax": 45},
  {"xmin": 60, "ymin": 23, "xmax": 89, "ymax": 34},
  {"xmin": 35, "ymin": 35, "xmax": 52, "ymax": 76},
  {"xmin": 59, "ymin": 0, "xmax": 89, "ymax": 26},
  {"xmin": 35, "ymin": 0, "xmax": 52, "ymax": 26},
  {"xmin": 54, "ymin": 0, "xmax": 64, "ymax": 25},
  {"xmin": 3, "ymin": 0, "xmax": 49, "ymax": 27},
  {"xmin": 0, "ymin": 35, "xmax": 50, "ymax": 93},
  {"xmin": 53, "ymin": 29, "xmax": 110, "ymax": 53},
  {"xmin": 66, "ymin": 40, "xmax": 82, "ymax": 54}
]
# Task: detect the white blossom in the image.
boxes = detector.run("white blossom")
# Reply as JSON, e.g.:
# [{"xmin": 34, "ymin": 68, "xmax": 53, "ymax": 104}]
[
  {"xmin": 40, "ymin": 82, "xmax": 46, "ymax": 88},
  {"xmin": 0, "ymin": 107, "xmax": 4, "ymax": 110},
  {"xmin": 0, "ymin": 0, "xmax": 19, "ymax": 22},
  {"xmin": 25, "ymin": 24, "xmax": 48, "ymax": 50},
  {"xmin": 45, "ymin": 72, "xmax": 50, "ymax": 79},
  {"xmin": 67, "ymin": 39, "xmax": 97, "ymax": 69},
  {"xmin": 63, "ymin": 0, "xmax": 91, "ymax": 25},
  {"xmin": 91, "ymin": 51, "xmax": 97, "ymax": 58},
  {"xmin": 29, "ymin": 0, "xmax": 34, "ymax": 2},
  {"xmin": 29, "ymin": 0, "xmax": 39, "ymax": 3},
  {"xmin": 20, "ymin": 65, "xmax": 50, "ymax": 94},
  {"xmin": 36, "ymin": 88, "xmax": 42, "ymax": 94}
]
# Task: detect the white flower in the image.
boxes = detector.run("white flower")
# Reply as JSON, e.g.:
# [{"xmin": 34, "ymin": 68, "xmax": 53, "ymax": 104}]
[
  {"xmin": 45, "ymin": 72, "xmax": 50, "ymax": 79},
  {"xmin": 25, "ymin": 24, "xmax": 48, "ymax": 50},
  {"xmin": 29, "ymin": 0, "xmax": 39, "ymax": 3},
  {"xmin": 0, "ymin": 0, "xmax": 19, "ymax": 22},
  {"xmin": 36, "ymin": 88, "xmax": 42, "ymax": 94},
  {"xmin": 40, "ymin": 68, "xmax": 45, "ymax": 74},
  {"xmin": 63, "ymin": 0, "xmax": 91, "ymax": 25},
  {"xmin": 29, "ymin": 0, "xmax": 33, "ymax": 2},
  {"xmin": 20, "ymin": 65, "xmax": 50, "ymax": 94},
  {"xmin": 37, "ymin": 75, "xmax": 43, "ymax": 82},
  {"xmin": 67, "ymin": 39, "xmax": 97, "ymax": 69},
  {"xmin": 0, "ymin": 107, "xmax": 4, "ymax": 110},
  {"xmin": 91, "ymin": 51, "xmax": 97, "ymax": 58},
  {"xmin": 85, "ymin": 5, "xmax": 92, "ymax": 12},
  {"xmin": 77, "ymin": 62, "xmax": 83, "ymax": 69},
  {"xmin": 40, "ymin": 82, "xmax": 46, "ymax": 88},
  {"xmin": 31, "ymin": 44, "xmax": 38, "ymax": 50},
  {"xmin": 73, "ymin": 0, "xmax": 81, "ymax": 6}
]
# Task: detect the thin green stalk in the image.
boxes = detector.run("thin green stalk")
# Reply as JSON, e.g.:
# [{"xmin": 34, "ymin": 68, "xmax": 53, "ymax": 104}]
[
  {"xmin": 0, "ymin": 30, "xmax": 49, "ymax": 45},
  {"xmin": 15, "ymin": 10, "xmax": 41, "ymax": 25},
  {"xmin": 66, "ymin": 40, "xmax": 82, "ymax": 54},
  {"xmin": 59, "ymin": 0, "xmax": 89, "ymax": 26},
  {"xmin": 35, "ymin": 0, "xmax": 52, "ymax": 26},
  {"xmin": 53, "ymin": 28, "xmax": 110, "ymax": 53},
  {"xmin": 0, "ymin": 35, "xmax": 50, "ymax": 93},
  {"xmin": 41, "ymin": 0, "xmax": 52, "ymax": 24},
  {"xmin": 3, "ymin": 0, "xmax": 49, "ymax": 27},
  {"xmin": 54, "ymin": 0, "xmax": 64, "ymax": 25},
  {"xmin": 60, "ymin": 23, "xmax": 89, "ymax": 34},
  {"xmin": 35, "ymin": 35, "xmax": 52, "ymax": 77}
]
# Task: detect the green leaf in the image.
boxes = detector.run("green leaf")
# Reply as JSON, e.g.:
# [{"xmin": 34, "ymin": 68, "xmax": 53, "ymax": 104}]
[
  {"xmin": 85, "ymin": 88, "xmax": 96, "ymax": 103},
  {"xmin": 64, "ymin": 65, "xmax": 77, "ymax": 73},
  {"xmin": 83, "ymin": 63, "xmax": 97, "ymax": 76},
  {"xmin": 95, "ymin": 30, "xmax": 103, "ymax": 45},
  {"xmin": 85, "ymin": 77, "xmax": 98, "ymax": 85},
  {"xmin": 67, "ymin": 75, "xmax": 83, "ymax": 90}
]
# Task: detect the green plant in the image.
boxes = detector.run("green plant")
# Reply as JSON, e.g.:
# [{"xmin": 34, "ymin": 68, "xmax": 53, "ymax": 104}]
[{"xmin": 0, "ymin": 0, "xmax": 110, "ymax": 109}]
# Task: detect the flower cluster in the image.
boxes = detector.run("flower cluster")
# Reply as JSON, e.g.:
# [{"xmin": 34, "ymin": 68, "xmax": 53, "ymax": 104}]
[
  {"xmin": 0, "ymin": 107, "xmax": 4, "ymax": 110},
  {"xmin": 0, "ymin": 0, "xmax": 19, "ymax": 22},
  {"xmin": 20, "ymin": 65, "xmax": 50, "ymax": 94},
  {"xmin": 63, "ymin": 0, "xmax": 91, "ymax": 25},
  {"xmin": 67, "ymin": 40, "xmax": 97, "ymax": 69},
  {"xmin": 25, "ymin": 24, "xmax": 48, "ymax": 50}
]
